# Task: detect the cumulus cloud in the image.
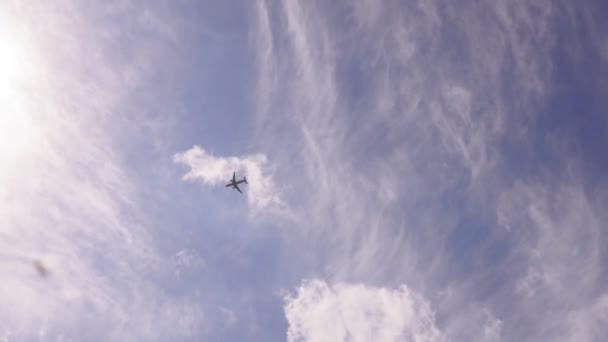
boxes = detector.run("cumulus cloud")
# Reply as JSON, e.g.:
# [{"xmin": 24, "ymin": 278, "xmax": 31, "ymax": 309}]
[
  {"xmin": 284, "ymin": 280, "xmax": 445, "ymax": 342},
  {"xmin": 252, "ymin": 0, "xmax": 608, "ymax": 341},
  {"xmin": 14, "ymin": 0, "xmax": 598, "ymax": 340},
  {"xmin": 174, "ymin": 145, "xmax": 288, "ymax": 217}
]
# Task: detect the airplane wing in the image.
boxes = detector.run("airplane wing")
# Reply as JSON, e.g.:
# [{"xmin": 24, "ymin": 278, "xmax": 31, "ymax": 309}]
[
  {"xmin": 232, "ymin": 172, "xmax": 236, "ymax": 182},
  {"xmin": 234, "ymin": 184, "xmax": 242, "ymax": 193}
]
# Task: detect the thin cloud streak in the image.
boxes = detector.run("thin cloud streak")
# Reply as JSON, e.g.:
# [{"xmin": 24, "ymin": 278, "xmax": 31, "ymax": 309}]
[
  {"xmin": 0, "ymin": 2, "xmax": 207, "ymax": 340},
  {"xmin": 3, "ymin": 0, "xmax": 604, "ymax": 340},
  {"xmin": 253, "ymin": 0, "xmax": 608, "ymax": 340}
]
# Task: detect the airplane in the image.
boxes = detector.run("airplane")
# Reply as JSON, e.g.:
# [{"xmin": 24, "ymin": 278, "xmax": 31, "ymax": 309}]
[{"xmin": 226, "ymin": 171, "xmax": 247, "ymax": 194}]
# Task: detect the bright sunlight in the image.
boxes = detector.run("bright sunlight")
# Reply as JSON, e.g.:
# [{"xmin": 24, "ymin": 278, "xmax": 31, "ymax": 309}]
[{"xmin": 0, "ymin": 23, "xmax": 38, "ymax": 166}]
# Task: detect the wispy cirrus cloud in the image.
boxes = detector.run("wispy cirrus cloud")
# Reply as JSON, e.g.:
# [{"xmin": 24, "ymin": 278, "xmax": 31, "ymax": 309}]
[
  {"xmin": 0, "ymin": 1, "xmax": 210, "ymax": 340},
  {"xmin": 252, "ymin": 0, "xmax": 608, "ymax": 340},
  {"xmin": 494, "ymin": 174, "xmax": 606, "ymax": 340},
  {"xmin": 11, "ymin": 0, "xmax": 603, "ymax": 340}
]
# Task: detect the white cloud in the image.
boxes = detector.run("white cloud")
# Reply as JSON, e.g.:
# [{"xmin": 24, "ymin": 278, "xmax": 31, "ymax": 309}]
[
  {"xmin": 220, "ymin": 307, "xmax": 237, "ymax": 327},
  {"xmin": 0, "ymin": 2, "xmax": 207, "ymax": 340},
  {"xmin": 174, "ymin": 145, "xmax": 288, "ymax": 217},
  {"xmin": 498, "ymin": 180, "xmax": 601, "ymax": 297},
  {"xmin": 567, "ymin": 294, "xmax": 608, "ymax": 341},
  {"xmin": 482, "ymin": 313, "xmax": 502, "ymax": 342},
  {"xmin": 494, "ymin": 176, "xmax": 605, "ymax": 340},
  {"xmin": 252, "ymin": 1, "xmax": 608, "ymax": 341},
  {"xmin": 284, "ymin": 280, "xmax": 445, "ymax": 342},
  {"xmin": 172, "ymin": 249, "xmax": 206, "ymax": 270}
]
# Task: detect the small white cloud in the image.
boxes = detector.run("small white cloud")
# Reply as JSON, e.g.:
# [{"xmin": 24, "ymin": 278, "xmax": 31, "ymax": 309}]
[
  {"xmin": 171, "ymin": 249, "xmax": 206, "ymax": 269},
  {"xmin": 284, "ymin": 279, "xmax": 445, "ymax": 342},
  {"xmin": 482, "ymin": 310, "xmax": 502, "ymax": 342},
  {"xmin": 219, "ymin": 307, "xmax": 237, "ymax": 327},
  {"xmin": 174, "ymin": 145, "xmax": 289, "ymax": 217}
]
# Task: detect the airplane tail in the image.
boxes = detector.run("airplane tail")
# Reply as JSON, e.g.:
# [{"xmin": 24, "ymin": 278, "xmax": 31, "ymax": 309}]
[{"xmin": 244, "ymin": 177, "xmax": 248, "ymax": 184}]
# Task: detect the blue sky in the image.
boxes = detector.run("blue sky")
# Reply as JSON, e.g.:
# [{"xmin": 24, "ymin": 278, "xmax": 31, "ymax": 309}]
[{"xmin": 1, "ymin": 1, "xmax": 608, "ymax": 341}]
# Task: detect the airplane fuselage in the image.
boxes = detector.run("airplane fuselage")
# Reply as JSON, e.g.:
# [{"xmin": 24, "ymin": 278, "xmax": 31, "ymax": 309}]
[
  {"xmin": 226, "ymin": 179, "xmax": 246, "ymax": 187},
  {"xmin": 226, "ymin": 179, "xmax": 245, "ymax": 187},
  {"xmin": 226, "ymin": 172, "xmax": 248, "ymax": 193}
]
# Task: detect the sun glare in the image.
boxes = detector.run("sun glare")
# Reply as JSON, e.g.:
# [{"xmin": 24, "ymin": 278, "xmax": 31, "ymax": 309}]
[
  {"xmin": 0, "ymin": 37, "xmax": 27, "ymax": 85},
  {"xmin": 0, "ymin": 26, "xmax": 38, "ymax": 166},
  {"xmin": 0, "ymin": 103, "xmax": 34, "ymax": 159}
]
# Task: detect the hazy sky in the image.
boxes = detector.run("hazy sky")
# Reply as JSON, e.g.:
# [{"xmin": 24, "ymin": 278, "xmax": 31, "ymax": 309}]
[{"xmin": 1, "ymin": 1, "xmax": 608, "ymax": 341}]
